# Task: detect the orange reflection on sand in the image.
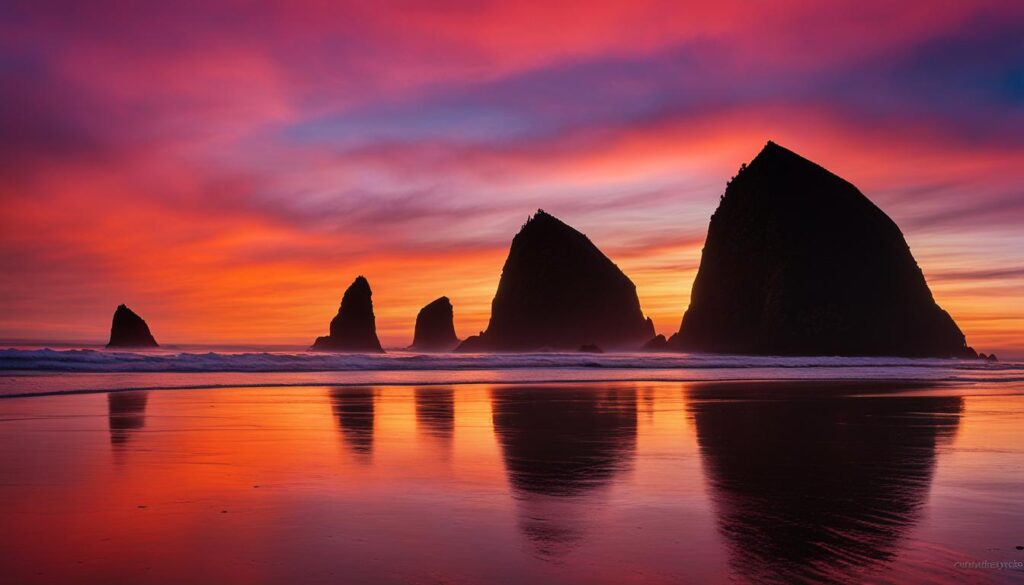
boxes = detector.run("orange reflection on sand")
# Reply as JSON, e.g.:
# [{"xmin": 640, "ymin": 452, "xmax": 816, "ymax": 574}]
[{"xmin": 1, "ymin": 381, "xmax": 1023, "ymax": 584}]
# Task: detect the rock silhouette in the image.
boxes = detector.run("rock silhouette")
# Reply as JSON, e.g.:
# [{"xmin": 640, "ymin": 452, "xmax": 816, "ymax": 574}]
[
  {"xmin": 311, "ymin": 276, "xmax": 384, "ymax": 352},
  {"xmin": 642, "ymin": 334, "xmax": 669, "ymax": 352},
  {"xmin": 455, "ymin": 334, "xmax": 487, "ymax": 352},
  {"xmin": 106, "ymin": 304, "xmax": 158, "ymax": 348},
  {"xmin": 410, "ymin": 297, "xmax": 459, "ymax": 351},
  {"xmin": 457, "ymin": 210, "xmax": 654, "ymax": 351},
  {"xmin": 672, "ymin": 142, "xmax": 974, "ymax": 358}
]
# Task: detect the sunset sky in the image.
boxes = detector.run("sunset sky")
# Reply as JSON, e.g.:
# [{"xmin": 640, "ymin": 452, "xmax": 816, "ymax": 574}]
[{"xmin": 2, "ymin": 1, "xmax": 1022, "ymax": 354}]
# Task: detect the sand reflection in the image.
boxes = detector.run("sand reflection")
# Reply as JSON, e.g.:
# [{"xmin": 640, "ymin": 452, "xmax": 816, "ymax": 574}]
[
  {"xmin": 329, "ymin": 387, "xmax": 376, "ymax": 460},
  {"xmin": 687, "ymin": 382, "xmax": 963, "ymax": 583},
  {"xmin": 491, "ymin": 386, "xmax": 638, "ymax": 558},
  {"xmin": 108, "ymin": 391, "xmax": 148, "ymax": 453},
  {"xmin": 415, "ymin": 387, "xmax": 455, "ymax": 444}
]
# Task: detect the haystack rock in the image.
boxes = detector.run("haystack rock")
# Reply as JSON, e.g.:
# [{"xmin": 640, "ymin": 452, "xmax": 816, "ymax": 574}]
[
  {"xmin": 410, "ymin": 296, "xmax": 459, "ymax": 351},
  {"xmin": 457, "ymin": 210, "xmax": 654, "ymax": 351},
  {"xmin": 671, "ymin": 141, "xmax": 974, "ymax": 358},
  {"xmin": 312, "ymin": 276, "xmax": 384, "ymax": 353},
  {"xmin": 106, "ymin": 304, "xmax": 158, "ymax": 348}
]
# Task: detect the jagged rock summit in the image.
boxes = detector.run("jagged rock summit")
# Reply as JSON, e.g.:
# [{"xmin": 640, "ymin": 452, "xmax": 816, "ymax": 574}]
[
  {"xmin": 312, "ymin": 276, "xmax": 384, "ymax": 353},
  {"xmin": 457, "ymin": 210, "xmax": 654, "ymax": 351},
  {"xmin": 672, "ymin": 141, "xmax": 974, "ymax": 358},
  {"xmin": 410, "ymin": 296, "xmax": 459, "ymax": 351},
  {"xmin": 106, "ymin": 304, "xmax": 158, "ymax": 348}
]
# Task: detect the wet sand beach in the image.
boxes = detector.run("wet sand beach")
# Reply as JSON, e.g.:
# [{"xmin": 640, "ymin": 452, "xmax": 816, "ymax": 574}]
[{"xmin": 1, "ymin": 379, "xmax": 1022, "ymax": 584}]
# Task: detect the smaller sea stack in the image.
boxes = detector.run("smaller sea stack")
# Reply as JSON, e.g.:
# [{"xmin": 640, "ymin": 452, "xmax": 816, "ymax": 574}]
[
  {"xmin": 312, "ymin": 276, "xmax": 385, "ymax": 353},
  {"xmin": 457, "ymin": 210, "xmax": 654, "ymax": 351},
  {"xmin": 106, "ymin": 304, "xmax": 158, "ymax": 348},
  {"xmin": 642, "ymin": 334, "xmax": 669, "ymax": 352},
  {"xmin": 410, "ymin": 297, "xmax": 459, "ymax": 351}
]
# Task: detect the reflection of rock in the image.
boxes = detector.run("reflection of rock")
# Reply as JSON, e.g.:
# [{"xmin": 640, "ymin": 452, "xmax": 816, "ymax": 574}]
[
  {"xmin": 491, "ymin": 386, "xmax": 637, "ymax": 558},
  {"xmin": 108, "ymin": 391, "xmax": 148, "ymax": 446},
  {"xmin": 312, "ymin": 277, "xmax": 384, "ymax": 352},
  {"xmin": 410, "ymin": 297, "xmax": 459, "ymax": 351},
  {"xmin": 459, "ymin": 211, "xmax": 654, "ymax": 351},
  {"xmin": 687, "ymin": 381, "xmax": 962, "ymax": 583},
  {"xmin": 106, "ymin": 305, "xmax": 158, "ymax": 348},
  {"xmin": 674, "ymin": 142, "xmax": 974, "ymax": 357},
  {"xmin": 414, "ymin": 387, "xmax": 454, "ymax": 442},
  {"xmin": 328, "ymin": 387, "xmax": 375, "ymax": 458}
]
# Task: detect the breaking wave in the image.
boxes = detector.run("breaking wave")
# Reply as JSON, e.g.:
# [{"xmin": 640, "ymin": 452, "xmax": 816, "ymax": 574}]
[{"xmin": 1, "ymin": 347, "xmax": 1017, "ymax": 374}]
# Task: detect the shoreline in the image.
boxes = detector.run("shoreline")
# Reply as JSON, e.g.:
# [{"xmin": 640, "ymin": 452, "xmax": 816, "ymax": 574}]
[{"xmin": 4, "ymin": 349, "xmax": 1021, "ymax": 399}]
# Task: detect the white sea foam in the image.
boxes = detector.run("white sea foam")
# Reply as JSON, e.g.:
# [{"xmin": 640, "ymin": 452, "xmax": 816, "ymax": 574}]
[
  {"xmin": 0, "ymin": 347, "xmax": 1015, "ymax": 373},
  {"xmin": 1, "ymin": 348, "xmax": 1019, "ymax": 398}
]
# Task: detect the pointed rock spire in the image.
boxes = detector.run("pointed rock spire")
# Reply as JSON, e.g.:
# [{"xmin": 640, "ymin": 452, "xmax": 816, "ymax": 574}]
[{"xmin": 312, "ymin": 276, "xmax": 384, "ymax": 352}]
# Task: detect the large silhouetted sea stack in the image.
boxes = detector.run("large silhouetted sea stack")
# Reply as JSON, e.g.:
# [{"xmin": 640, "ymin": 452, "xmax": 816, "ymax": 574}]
[
  {"xmin": 672, "ymin": 141, "xmax": 974, "ymax": 358},
  {"xmin": 457, "ymin": 210, "xmax": 654, "ymax": 351},
  {"xmin": 106, "ymin": 304, "xmax": 158, "ymax": 348},
  {"xmin": 410, "ymin": 296, "xmax": 459, "ymax": 351},
  {"xmin": 312, "ymin": 276, "xmax": 384, "ymax": 353}
]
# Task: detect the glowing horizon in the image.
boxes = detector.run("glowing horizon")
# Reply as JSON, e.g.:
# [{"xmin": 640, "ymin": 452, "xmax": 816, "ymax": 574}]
[{"xmin": 1, "ymin": 1, "xmax": 1022, "ymax": 355}]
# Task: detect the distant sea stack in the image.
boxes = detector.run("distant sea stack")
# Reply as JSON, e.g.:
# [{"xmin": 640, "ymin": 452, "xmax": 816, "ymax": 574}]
[
  {"xmin": 106, "ymin": 304, "xmax": 158, "ymax": 348},
  {"xmin": 672, "ymin": 141, "xmax": 974, "ymax": 358},
  {"xmin": 312, "ymin": 276, "xmax": 385, "ymax": 353},
  {"xmin": 410, "ymin": 296, "xmax": 459, "ymax": 351},
  {"xmin": 457, "ymin": 210, "xmax": 654, "ymax": 351},
  {"xmin": 642, "ymin": 334, "xmax": 669, "ymax": 352}
]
